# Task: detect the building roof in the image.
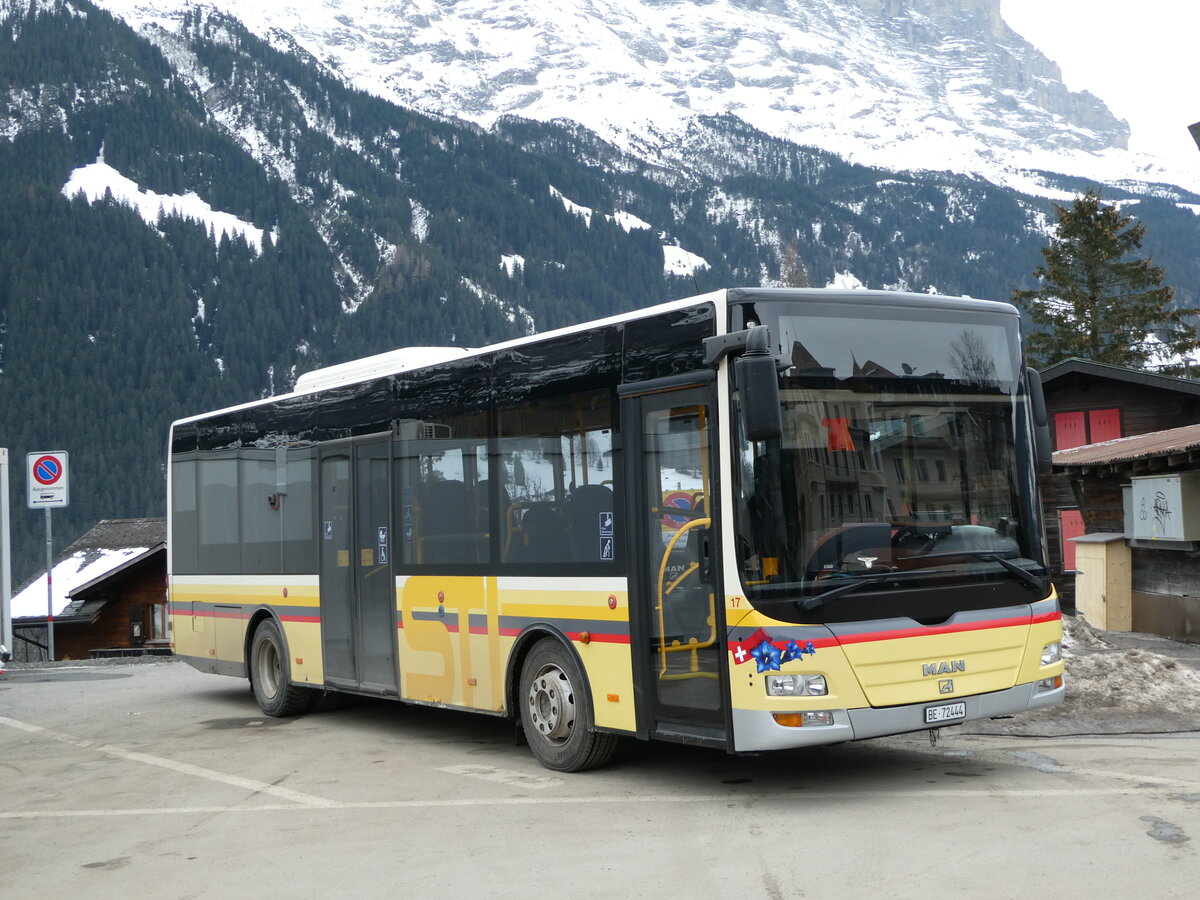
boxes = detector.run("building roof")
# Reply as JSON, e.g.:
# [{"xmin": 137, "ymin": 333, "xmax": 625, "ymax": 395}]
[
  {"xmin": 1053, "ymin": 422, "xmax": 1200, "ymax": 471},
  {"xmin": 1040, "ymin": 357, "xmax": 1200, "ymax": 397},
  {"xmin": 66, "ymin": 517, "xmax": 165, "ymax": 552},
  {"xmin": 11, "ymin": 518, "xmax": 165, "ymax": 621}
]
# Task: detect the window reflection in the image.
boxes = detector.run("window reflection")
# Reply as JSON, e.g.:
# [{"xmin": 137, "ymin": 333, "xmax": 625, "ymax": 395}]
[{"xmin": 735, "ymin": 305, "xmax": 1039, "ymax": 606}]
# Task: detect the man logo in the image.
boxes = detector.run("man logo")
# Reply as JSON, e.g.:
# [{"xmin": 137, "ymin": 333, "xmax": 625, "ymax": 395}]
[
  {"xmin": 923, "ymin": 659, "xmax": 965, "ymax": 676},
  {"xmin": 939, "ymin": 679, "xmax": 955, "ymax": 694}
]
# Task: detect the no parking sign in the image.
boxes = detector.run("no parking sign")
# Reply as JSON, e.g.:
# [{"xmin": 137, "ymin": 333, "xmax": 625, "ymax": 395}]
[{"xmin": 27, "ymin": 451, "xmax": 69, "ymax": 508}]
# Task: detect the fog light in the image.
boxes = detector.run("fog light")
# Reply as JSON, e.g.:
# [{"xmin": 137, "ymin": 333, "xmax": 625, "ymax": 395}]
[
  {"xmin": 1040, "ymin": 642, "xmax": 1061, "ymax": 666},
  {"xmin": 766, "ymin": 674, "xmax": 828, "ymax": 697},
  {"xmin": 772, "ymin": 711, "xmax": 835, "ymax": 727},
  {"xmin": 1038, "ymin": 675, "xmax": 1063, "ymax": 692}
]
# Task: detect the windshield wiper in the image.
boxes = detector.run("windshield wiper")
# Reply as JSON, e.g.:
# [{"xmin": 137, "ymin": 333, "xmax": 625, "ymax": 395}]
[
  {"xmin": 795, "ymin": 570, "xmax": 932, "ymax": 612},
  {"xmin": 900, "ymin": 548, "xmax": 1045, "ymax": 591},
  {"xmin": 797, "ymin": 575, "xmax": 890, "ymax": 611},
  {"xmin": 962, "ymin": 552, "xmax": 1045, "ymax": 591}
]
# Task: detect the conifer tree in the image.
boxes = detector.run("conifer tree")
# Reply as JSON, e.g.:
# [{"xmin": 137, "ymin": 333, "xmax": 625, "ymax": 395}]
[
  {"xmin": 779, "ymin": 240, "xmax": 813, "ymax": 287},
  {"xmin": 1013, "ymin": 190, "xmax": 1197, "ymax": 371}
]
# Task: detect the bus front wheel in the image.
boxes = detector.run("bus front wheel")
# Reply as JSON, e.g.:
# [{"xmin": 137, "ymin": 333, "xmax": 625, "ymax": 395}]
[
  {"xmin": 519, "ymin": 639, "xmax": 618, "ymax": 772},
  {"xmin": 250, "ymin": 618, "xmax": 317, "ymax": 717}
]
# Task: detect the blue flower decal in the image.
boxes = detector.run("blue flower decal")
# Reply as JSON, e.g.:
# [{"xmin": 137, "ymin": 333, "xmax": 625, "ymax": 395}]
[
  {"xmin": 752, "ymin": 640, "xmax": 782, "ymax": 672},
  {"xmin": 782, "ymin": 640, "xmax": 819, "ymax": 664}
]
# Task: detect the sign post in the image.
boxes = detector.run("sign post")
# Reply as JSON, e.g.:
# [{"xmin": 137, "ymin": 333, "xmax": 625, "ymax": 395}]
[
  {"xmin": 1, "ymin": 449, "xmax": 12, "ymax": 656},
  {"xmin": 27, "ymin": 451, "xmax": 69, "ymax": 661}
]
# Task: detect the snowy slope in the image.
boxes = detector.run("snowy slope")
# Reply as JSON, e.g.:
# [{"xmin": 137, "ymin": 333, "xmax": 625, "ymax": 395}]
[{"xmin": 90, "ymin": 0, "xmax": 1200, "ymax": 195}]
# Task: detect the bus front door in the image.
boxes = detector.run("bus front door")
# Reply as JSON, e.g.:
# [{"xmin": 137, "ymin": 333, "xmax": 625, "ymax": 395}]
[
  {"xmin": 318, "ymin": 437, "xmax": 398, "ymax": 695},
  {"xmin": 625, "ymin": 385, "xmax": 727, "ymax": 744}
]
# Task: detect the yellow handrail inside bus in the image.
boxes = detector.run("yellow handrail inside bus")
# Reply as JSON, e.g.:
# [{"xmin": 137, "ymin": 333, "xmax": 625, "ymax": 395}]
[{"xmin": 655, "ymin": 516, "xmax": 718, "ymax": 681}]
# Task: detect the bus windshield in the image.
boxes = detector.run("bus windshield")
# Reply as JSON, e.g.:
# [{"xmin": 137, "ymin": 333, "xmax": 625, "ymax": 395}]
[{"xmin": 733, "ymin": 300, "xmax": 1047, "ymax": 623}]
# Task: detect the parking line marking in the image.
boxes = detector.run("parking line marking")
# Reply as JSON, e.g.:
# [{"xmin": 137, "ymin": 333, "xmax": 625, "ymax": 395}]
[
  {"xmin": 0, "ymin": 785, "xmax": 1188, "ymax": 820},
  {"xmin": 0, "ymin": 715, "xmax": 337, "ymax": 809}
]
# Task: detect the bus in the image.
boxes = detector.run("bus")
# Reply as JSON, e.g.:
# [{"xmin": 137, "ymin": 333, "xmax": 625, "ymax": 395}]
[{"xmin": 167, "ymin": 287, "xmax": 1064, "ymax": 771}]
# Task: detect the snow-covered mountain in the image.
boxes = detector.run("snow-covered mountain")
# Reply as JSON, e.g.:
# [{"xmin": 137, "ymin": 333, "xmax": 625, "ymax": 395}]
[{"xmin": 91, "ymin": 0, "xmax": 1196, "ymax": 195}]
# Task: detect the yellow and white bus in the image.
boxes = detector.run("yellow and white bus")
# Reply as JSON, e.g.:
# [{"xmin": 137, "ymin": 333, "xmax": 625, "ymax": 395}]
[{"xmin": 168, "ymin": 287, "xmax": 1064, "ymax": 771}]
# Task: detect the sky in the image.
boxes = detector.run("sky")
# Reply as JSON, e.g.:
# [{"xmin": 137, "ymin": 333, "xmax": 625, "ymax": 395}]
[{"xmin": 1000, "ymin": 0, "xmax": 1200, "ymax": 172}]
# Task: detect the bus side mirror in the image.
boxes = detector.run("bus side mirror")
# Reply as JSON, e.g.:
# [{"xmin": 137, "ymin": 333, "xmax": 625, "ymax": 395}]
[
  {"xmin": 737, "ymin": 326, "xmax": 783, "ymax": 442},
  {"xmin": 1026, "ymin": 367, "xmax": 1052, "ymax": 474}
]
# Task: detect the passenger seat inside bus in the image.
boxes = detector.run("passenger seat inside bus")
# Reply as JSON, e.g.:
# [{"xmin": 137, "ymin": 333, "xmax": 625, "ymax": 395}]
[
  {"xmin": 507, "ymin": 503, "xmax": 570, "ymax": 563},
  {"xmin": 419, "ymin": 479, "xmax": 479, "ymax": 564}
]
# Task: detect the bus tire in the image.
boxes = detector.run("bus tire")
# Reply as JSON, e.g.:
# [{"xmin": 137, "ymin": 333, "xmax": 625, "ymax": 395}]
[
  {"xmin": 250, "ymin": 618, "xmax": 316, "ymax": 717},
  {"xmin": 519, "ymin": 638, "xmax": 618, "ymax": 772}
]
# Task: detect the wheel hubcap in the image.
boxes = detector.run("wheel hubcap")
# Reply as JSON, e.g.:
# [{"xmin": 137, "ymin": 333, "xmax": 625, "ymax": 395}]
[{"xmin": 527, "ymin": 663, "xmax": 576, "ymax": 744}]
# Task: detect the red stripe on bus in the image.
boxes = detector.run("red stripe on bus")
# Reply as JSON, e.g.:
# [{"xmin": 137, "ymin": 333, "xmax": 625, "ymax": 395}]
[
  {"xmin": 394, "ymin": 622, "xmax": 630, "ymax": 643},
  {"xmin": 726, "ymin": 611, "xmax": 1058, "ymax": 654},
  {"xmin": 174, "ymin": 608, "xmax": 321, "ymax": 624},
  {"xmin": 832, "ymin": 614, "xmax": 1033, "ymax": 646},
  {"xmin": 565, "ymin": 631, "xmax": 631, "ymax": 644}
]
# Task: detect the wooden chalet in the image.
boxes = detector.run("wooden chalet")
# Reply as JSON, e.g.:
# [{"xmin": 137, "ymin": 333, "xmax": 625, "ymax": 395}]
[
  {"xmin": 10, "ymin": 518, "xmax": 168, "ymax": 661},
  {"xmin": 1038, "ymin": 358, "xmax": 1200, "ymax": 609}
]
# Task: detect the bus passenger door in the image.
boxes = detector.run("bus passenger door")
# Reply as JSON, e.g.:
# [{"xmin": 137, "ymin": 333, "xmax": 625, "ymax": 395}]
[
  {"xmin": 623, "ymin": 384, "xmax": 727, "ymax": 744},
  {"xmin": 318, "ymin": 437, "xmax": 398, "ymax": 694}
]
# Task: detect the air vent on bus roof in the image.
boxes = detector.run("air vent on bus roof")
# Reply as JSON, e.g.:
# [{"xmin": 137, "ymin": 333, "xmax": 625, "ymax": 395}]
[{"xmin": 293, "ymin": 347, "xmax": 471, "ymax": 394}]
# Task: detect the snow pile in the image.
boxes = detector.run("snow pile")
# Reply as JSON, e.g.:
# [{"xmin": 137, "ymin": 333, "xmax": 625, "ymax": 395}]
[
  {"xmin": 1061, "ymin": 614, "xmax": 1112, "ymax": 652},
  {"xmin": 967, "ymin": 614, "xmax": 1200, "ymax": 734},
  {"xmin": 1063, "ymin": 649, "xmax": 1200, "ymax": 716}
]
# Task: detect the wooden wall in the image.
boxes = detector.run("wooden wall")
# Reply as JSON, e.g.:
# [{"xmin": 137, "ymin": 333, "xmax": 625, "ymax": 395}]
[{"xmin": 52, "ymin": 558, "xmax": 166, "ymax": 660}]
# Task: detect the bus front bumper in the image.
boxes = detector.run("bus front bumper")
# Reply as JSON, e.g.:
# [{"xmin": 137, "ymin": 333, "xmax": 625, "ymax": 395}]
[{"xmin": 731, "ymin": 679, "xmax": 1065, "ymax": 752}]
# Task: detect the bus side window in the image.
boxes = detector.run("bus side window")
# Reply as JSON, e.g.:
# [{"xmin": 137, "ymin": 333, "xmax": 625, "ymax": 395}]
[
  {"xmin": 395, "ymin": 414, "xmax": 491, "ymax": 567},
  {"xmin": 419, "ymin": 478, "xmax": 474, "ymax": 564},
  {"xmin": 497, "ymin": 383, "xmax": 619, "ymax": 570}
]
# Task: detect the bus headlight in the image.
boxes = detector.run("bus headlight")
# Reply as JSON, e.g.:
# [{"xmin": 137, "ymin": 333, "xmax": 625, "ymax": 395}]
[
  {"xmin": 766, "ymin": 674, "xmax": 828, "ymax": 697},
  {"xmin": 1040, "ymin": 642, "xmax": 1062, "ymax": 666}
]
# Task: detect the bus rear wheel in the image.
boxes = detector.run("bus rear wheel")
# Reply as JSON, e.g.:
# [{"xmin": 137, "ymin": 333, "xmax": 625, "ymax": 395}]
[
  {"xmin": 250, "ymin": 618, "xmax": 317, "ymax": 717},
  {"xmin": 519, "ymin": 639, "xmax": 618, "ymax": 772}
]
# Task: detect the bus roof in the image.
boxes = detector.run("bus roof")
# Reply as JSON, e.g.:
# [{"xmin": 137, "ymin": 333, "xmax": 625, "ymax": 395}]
[
  {"xmin": 169, "ymin": 287, "xmax": 1014, "ymax": 428},
  {"xmin": 170, "ymin": 290, "xmax": 727, "ymax": 427}
]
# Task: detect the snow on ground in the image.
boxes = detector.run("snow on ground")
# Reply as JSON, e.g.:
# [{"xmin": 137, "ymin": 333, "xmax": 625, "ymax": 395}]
[
  {"xmin": 970, "ymin": 614, "xmax": 1200, "ymax": 735},
  {"xmin": 62, "ymin": 153, "xmax": 265, "ymax": 252},
  {"xmin": 611, "ymin": 210, "xmax": 652, "ymax": 232},
  {"xmin": 662, "ymin": 243, "xmax": 709, "ymax": 277},
  {"xmin": 550, "ymin": 185, "xmax": 594, "ymax": 226},
  {"xmin": 11, "ymin": 548, "xmax": 149, "ymax": 619},
  {"xmin": 500, "ymin": 253, "xmax": 524, "ymax": 277},
  {"xmin": 825, "ymin": 271, "xmax": 867, "ymax": 290},
  {"xmin": 1064, "ymin": 648, "xmax": 1200, "ymax": 716}
]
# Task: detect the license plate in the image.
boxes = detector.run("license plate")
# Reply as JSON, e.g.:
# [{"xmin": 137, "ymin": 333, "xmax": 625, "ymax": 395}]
[{"xmin": 925, "ymin": 702, "xmax": 966, "ymax": 725}]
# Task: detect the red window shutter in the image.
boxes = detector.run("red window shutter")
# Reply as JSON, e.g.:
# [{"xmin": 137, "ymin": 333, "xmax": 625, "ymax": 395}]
[
  {"xmin": 1088, "ymin": 408, "xmax": 1122, "ymax": 443},
  {"xmin": 1054, "ymin": 412, "xmax": 1086, "ymax": 450},
  {"xmin": 1059, "ymin": 509, "xmax": 1085, "ymax": 571}
]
